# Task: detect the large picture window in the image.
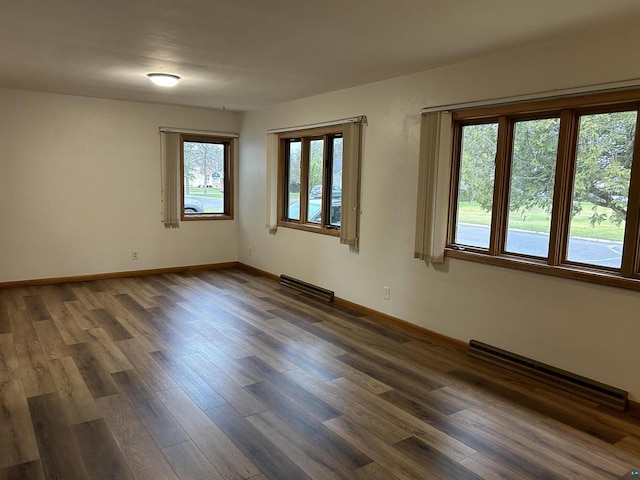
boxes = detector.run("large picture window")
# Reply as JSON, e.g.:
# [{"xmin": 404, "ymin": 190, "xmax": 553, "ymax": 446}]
[
  {"xmin": 279, "ymin": 126, "xmax": 343, "ymax": 235},
  {"xmin": 181, "ymin": 134, "xmax": 233, "ymax": 220},
  {"xmin": 447, "ymin": 89, "xmax": 640, "ymax": 290}
]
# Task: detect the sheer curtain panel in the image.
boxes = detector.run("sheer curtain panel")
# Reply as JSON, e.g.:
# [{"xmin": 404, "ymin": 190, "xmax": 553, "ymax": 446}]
[
  {"xmin": 161, "ymin": 131, "xmax": 180, "ymax": 228},
  {"xmin": 266, "ymin": 133, "xmax": 279, "ymax": 233},
  {"xmin": 414, "ymin": 111, "xmax": 452, "ymax": 263},
  {"xmin": 340, "ymin": 121, "xmax": 363, "ymax": 252}
]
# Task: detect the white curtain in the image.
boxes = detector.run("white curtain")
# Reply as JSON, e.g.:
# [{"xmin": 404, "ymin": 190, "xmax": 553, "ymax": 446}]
[
  {"xmin": 414, "ymin": 111, "xmax": 452, "ymax": 263},
  {"xmin": 265, "ymin": 133, "xmax": 279, "ymax": 233},
  {"xmin": 341, "ymin": 121, "xmax": 363, "ymax": 252},
  {"xmin": 161, "ymin": 131, "xmax": 180, "ymax": 228}
]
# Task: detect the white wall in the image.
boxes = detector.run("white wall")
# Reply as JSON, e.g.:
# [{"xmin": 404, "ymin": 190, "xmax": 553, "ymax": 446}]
[
  {"xmin": 0, "ymin": 89, "xmax": 240, "ymax": 282},
  {"xmin": 239, "ymin": 26, "xmax": 640, "ymax": 400}
]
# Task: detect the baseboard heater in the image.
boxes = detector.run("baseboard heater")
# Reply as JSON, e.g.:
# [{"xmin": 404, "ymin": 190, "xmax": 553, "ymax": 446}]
[
  {"xmin": 279, "ymin": 275, "xmax": 334, "ymax": 302},
  {"xmin": 468, "ymin": 340, "xmax": 628, "ymax": 412}
]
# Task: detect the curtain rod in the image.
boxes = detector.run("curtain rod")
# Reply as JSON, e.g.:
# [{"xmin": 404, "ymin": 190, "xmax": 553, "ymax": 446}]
[
  {"xmin": 420, "ymin": 78, "xmax": 640, "ymax": 114},
  {"xmin": 267, "ymin": 115, "xmax": 367, "ymax": 134},
  {"xmin": 159, "ymin": 126, "xmax": 239, "ymax": 138}
]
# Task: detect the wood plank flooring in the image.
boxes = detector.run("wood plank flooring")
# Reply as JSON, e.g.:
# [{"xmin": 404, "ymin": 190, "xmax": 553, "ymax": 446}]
[{"xmin": 0, "ymin": 268, "xmax": 639, "ymax": 479}]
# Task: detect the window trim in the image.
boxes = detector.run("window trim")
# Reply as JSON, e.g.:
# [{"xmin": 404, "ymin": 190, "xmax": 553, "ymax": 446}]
[
  {"xmin": 180, "ymin": 134, "xmax": 234, "ymax": 221},
  {"xmin": 446, "ymin": 88, "xmax": 640, "ymax": 291},
  {"xmin": 277, "ymin": 125, "xmax": 343, "ymax": 236}
]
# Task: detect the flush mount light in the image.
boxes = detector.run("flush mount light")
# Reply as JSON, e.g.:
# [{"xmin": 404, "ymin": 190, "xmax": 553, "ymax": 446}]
[{"xmin": 147, "ymin": 73, "xmax": 181, "ymax": 87}]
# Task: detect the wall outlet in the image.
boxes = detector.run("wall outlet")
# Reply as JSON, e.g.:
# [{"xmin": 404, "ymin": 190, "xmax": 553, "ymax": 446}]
[
  {"xmin": 132, "ymin": 251, "xmax": 139, "ymax": 261},
  {"xmin": 383, "ymin": 286, "xmax": 390, "ymax": 300},
  {"xmin": 249, "ymin": 246, "xmax": 252, "ymax": 256}
]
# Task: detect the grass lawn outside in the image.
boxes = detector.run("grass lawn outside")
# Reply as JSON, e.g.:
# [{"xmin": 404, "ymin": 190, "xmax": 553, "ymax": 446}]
[{"xmin": 457, "ymin": 202, "xmax": 625, "ymax": 242}]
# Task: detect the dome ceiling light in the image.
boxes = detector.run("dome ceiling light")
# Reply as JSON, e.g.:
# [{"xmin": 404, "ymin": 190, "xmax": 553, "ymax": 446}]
[{"xmin": 147, "ymin": 73, "xmax": 181, "ymax": 87}]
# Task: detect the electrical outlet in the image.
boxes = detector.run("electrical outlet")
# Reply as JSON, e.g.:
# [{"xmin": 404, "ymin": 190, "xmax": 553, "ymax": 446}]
[
  {"xmin": 384, "ymin": 286, "xmax": 390, "ymax": 300},
  {"xmin": 132, "ymin": 251, "xmax": 139, "ymax": 261},
  {"xmin": 249, "ymin": 247, "xmax": 252, "ymax": 256}
]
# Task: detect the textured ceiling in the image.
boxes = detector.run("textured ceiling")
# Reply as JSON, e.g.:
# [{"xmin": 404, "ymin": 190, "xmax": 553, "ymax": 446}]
[{"xmin": 2, "ymin": 0, "xmax": 640, "ymax": 111}]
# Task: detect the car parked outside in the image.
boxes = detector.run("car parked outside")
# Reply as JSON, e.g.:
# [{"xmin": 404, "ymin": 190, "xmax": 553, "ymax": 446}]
[
  {"xmin": 310, "ymin": 185, "xmax": 322, "ymax": 199},
  {"xmin": 184, "ymin": 198, "xmax": 204, "ymax": 213},
  {"xmin": 288, "ymin": 199, "xmax": 321, "ymax": 221},
  {"xmin": 287, "ymin": 199, "xmax": 341, "ymax": 225},
  {"xmin": 309, "ymin": 185, "xmax": 341, "ymax": 199}
]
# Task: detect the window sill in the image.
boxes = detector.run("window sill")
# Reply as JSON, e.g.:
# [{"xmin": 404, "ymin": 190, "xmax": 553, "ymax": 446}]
[
  {"xmin": 445, "ymin": 247, "xmax": 640, "ymax": 291},
  {"xmin": 278, "ymin": 221, "xmax": 340, "ymax": 237},
  {"xmin": 182, "ymin": 214, "xmax": 234, "ymax": 221}
]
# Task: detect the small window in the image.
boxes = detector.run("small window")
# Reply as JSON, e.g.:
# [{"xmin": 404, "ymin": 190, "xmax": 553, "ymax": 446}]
[
  {"xmin": 505, "ymin": 117, "xmax": 560, "ymax": 258},
  {"xmin": 308, "ymin": 139, "xmax": 324, "ymax": 224},
  {"xmin": 455, "ymin": 122, "xmax": 498, "ymax": 249},
  {"xmin": 279, "ymin": 127, "xmax": 343, "ymax": 235},
  {"xmin": 285, "ymin": 140, "xmax": 302, "ymax": 221},
  {"xmin": 181, "ymin": 135, "xmax": 233, "ymax": 220},
  {"xmin": 566, "ymin": 110, "xmax": 636, "ymax": 268},
  {"xmin": 329, "ymin": 136, "xmax": 343, "ymax": 228}
]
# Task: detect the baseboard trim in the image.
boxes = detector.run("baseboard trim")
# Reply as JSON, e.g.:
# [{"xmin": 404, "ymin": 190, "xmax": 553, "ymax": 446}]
[
  {"xmin": 333, "ymin": 296, "xmax": 468, "ymax": 351},
  {"xmin": 238, "ymin": 263, "xmax": 280, "ymax": 282},
  {"xmin": 0, "ymin": 261, "xmax": 239, "ymax": 289},
  {"xmin": 237, "ymin": 262, "xmax": 467, "ymax": 351},
  {"xmin": 628, "ymin": 399, "xmax": 640, "ymax": 418}
]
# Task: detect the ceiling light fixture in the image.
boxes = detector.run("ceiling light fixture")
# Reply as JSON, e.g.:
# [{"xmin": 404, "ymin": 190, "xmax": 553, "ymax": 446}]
[{"xmin": 147, "ymin": 73, "xmax": 181, "ymax": 87}]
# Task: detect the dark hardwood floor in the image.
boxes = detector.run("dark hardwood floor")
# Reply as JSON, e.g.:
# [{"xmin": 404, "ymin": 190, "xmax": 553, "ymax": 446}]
[{"xmin": 0, "ymin": 268, "xmax": 639, "ymax": 479}]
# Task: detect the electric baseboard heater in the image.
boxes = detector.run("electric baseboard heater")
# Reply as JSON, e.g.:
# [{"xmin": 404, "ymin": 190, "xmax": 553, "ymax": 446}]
[
  {"xmin": 468, "ymin": 340, "xmax": 628, "ymax": 411},
  {"xmin": 279, "ymin": 275, "xmax": 334, "ymax": 302}
]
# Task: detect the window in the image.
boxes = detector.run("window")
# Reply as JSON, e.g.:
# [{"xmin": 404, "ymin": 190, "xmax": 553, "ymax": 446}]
[
  {"xmin": 181, "ymin": 134, "xmax": 233, "ymax": 220},
  {"xmin": 455, "ymin": 122, "xmax": 498, "ymax": 249},
  {"xmin": 279, "ymin": 126, "xmax": 343, "ymax": 235},
  {"xmin": 448, "ymin": 89, "xmax": 640, "ymax": 290}
]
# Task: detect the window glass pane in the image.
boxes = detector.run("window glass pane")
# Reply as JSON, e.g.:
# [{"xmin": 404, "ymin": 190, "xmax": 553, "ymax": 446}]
[
  {"xmin": 308, "ymin": 139, "xmax": 324, "ymax": 224},
  {"xmin": 286, "ymin": 140, "xmax": 301, "ymax": 220},
  {"xmin": 183, "ymin": 140, "xmax": 225, "ymax": 215},
  {"xmin": 505, "ymin": 118, "xmax": 560, "ymax": 257},
  {"xmin": 567, "ymin": 111, "xmax": 637, "ymax": 268},
  {"xmin": 329, "ymin": 136, "xmax": 342, "ymax": 227},
  {"xmin": 455, "ymin": 123, "xmax": 498, "ymax": 248}
]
